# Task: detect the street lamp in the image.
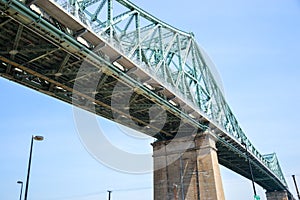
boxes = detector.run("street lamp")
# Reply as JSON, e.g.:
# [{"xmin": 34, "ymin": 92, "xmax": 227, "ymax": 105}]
[
  {"xmin": 24, "ymin": 135, "xmax": 44, "ymax": 200},
  {"xmin": 292, "ymin": 175, "xmax": 300, "ymax": 200},
  {"xmin": 17, "ymin": 181, "xmax": 23, "ymax": 200},
  {"xmin": 107, "ymin": 190, "xmax": 112, "ymax": 200},
  {"xmin": 241, "ymin": 141, "xmax": 260, "ymax": 200}
]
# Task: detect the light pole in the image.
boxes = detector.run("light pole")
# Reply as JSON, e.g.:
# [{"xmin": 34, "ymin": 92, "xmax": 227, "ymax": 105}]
[
  {"xmin": 242, "ymin": 141, "xmax": 260, "ymax": 200},
  {"xmin": 17, "ymin": 181, "xmax": 23, "ymax": 200},
  {"xmin": 24, "ymin": 135, "xmax": 44, "ymax": 200},
  {"xmin": 292, "ymin": 175, "xmax": 300, "ymax": 200},
  {"xmin": 107, "ymin": 190, "xmax": 112, "ymax": 200}
]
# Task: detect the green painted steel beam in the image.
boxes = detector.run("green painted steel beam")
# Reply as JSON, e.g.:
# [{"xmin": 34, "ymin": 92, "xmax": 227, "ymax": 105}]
[{"xmin": 0, "ymin": 0, "xmax": 289, "ymax": 193}]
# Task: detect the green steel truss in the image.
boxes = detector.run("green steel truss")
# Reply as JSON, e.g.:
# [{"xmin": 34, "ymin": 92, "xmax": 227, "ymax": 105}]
[
  {"xmin": 0, "ymin": 0, "xmax": 288, "ymax": 191},
  {"xmin": 52, "ymin": 0, "xmax": 287, "ymax": 187}
]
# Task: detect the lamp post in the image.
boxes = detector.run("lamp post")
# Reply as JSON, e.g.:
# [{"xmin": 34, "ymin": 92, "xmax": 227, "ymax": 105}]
[
  {"xmin": 107, "ymin": 190, "xmax": 112, "ymax": 200},
  {"xmin": 242, "ymin": 141, "xmax": 260, "ymax": 200},
  {"xmin": 292, "ymin": 175, "xmax": 300, "ymax": 200},
  {"xmin": 24, "ymin": 135, "xmax": 44, "ymax": 200},
  {"xmin": 17, "ymin": 181, "xmax": 23, "ymax": 200}
]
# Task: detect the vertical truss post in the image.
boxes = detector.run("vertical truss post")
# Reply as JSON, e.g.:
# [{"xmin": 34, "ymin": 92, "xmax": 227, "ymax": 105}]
[
  {"xmin": 135, "ymin": 13, "xmax": 141, "ymax": 62},
  {"xmin": 175, "ymin": 35, "xmax": 183, "ymax": 87},
  {"xmin": 193, "ymin": 44, "xmax": 211, "ymax": 104},
  {"xmin": 176, "ymin": 35, "xmax": 183, "ymax": 71},
  {"xmin": 69, "ymin": 0, "xmax": 77, "ymax": 18},
  {"xmin": 158, "ymin": 26, "xmax": 164, "ymax": 62},
  {"xmin": 107, "ymin": 0, "xmax": 113, "ymax": 39},
  {"xmin": 191, "ymin": 43, "xmax": 202, "ymax": 109},
  {"xmin": 7, "ymin": 24, "xmax": 23, "ymax": 73}
]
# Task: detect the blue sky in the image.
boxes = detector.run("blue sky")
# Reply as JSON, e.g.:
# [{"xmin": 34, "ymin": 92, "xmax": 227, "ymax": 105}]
[{"xmin": 1, "ymin": 0, "xmax": 300, "ymax": 199}]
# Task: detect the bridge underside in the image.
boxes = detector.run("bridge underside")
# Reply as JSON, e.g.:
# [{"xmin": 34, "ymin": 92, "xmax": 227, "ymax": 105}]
[
  {"xmin": 217, "ymin": 139, "xmax": 285, "ymax": 192},
  {"xmin": 0, "ymin": 6, "xmax": 203, "ymax": 141},
  {"xmin": 0, "ymin": 0, "xmax": 291, "ymax": 197}
]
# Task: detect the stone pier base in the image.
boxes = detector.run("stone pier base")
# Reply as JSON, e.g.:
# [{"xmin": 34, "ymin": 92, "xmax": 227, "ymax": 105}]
[
  {"xmin": 152, "ymin": 132, "xmax": 225, "ymax": 200},
  {"xmin": 266, "ymin": 191, "xmax": 288, "ymax": 200}
]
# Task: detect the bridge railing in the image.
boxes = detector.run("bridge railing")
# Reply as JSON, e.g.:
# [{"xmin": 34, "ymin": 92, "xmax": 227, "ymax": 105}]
[{"xmin": 33, "ymin": 0, "xmax": 287, "ymax": 186}]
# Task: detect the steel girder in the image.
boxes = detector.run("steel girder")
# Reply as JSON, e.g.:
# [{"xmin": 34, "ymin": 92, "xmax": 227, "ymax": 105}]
[
  {"xmin": 0, "ymin": 0, "xmax": 289, "ymax": 193},
  {"xmin": 45, "ymin": 0, "xmax": 287, "ymax": 187}
]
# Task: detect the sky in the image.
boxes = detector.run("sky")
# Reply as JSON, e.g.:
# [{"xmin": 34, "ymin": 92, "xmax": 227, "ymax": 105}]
[{"xmin": 1, "ymin": 0, "xmax": 300, "ymax": 200}]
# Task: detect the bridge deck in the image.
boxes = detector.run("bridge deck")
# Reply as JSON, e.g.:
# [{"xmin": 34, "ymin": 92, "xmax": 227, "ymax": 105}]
[{"xmin": 0, "ymin": 0, "xmax": 291, "ymax": 197}]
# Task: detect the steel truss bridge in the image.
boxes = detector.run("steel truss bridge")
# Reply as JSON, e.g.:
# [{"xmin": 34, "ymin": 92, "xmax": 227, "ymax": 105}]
[{"xmin": 0, "ymin": 0, "xmax": 292, "ymax": 197}]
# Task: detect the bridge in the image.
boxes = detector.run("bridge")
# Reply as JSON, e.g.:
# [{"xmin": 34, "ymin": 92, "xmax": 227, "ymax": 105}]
[{"xmin": 0, "ymin": 0, "xmax": 293, "ymax": 199}]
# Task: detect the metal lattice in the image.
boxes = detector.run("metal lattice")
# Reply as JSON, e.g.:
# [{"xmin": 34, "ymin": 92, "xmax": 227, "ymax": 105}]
[
  {"xmin": 0, "ymin": 0, "xmax": 289, "ymax": 192},
  {"xmin": 46, "ymin": 0, "xmax": 287, "ymax": 186}
]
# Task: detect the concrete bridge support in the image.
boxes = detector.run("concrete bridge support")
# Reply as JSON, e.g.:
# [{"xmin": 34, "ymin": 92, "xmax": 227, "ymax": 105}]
[
  {"xmin": 152, "ymin": 132, "xmax": 225, "ymax": 200},
  {"xmin": 266, "ymin": 191, "xmax": 288, "ymax": 200}
]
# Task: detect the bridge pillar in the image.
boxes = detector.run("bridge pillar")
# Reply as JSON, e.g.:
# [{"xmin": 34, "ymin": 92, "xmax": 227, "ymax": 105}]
[
  {"xmin": 152, "ymin": 132, "xmax": 225, "ymax": 200},
  {"xmin": 266, "ymin": 191, "xmax": 288, "ymax": 200}
]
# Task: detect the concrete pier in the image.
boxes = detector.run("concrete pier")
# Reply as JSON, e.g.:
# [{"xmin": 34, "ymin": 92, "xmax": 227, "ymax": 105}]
[
  {"xmin": 266, "ymin": 190, "xmax": 289, "ymax": 200},
  {"xmin": 153, "ymin": 132, "xmax": 225, "ymax": 200}
]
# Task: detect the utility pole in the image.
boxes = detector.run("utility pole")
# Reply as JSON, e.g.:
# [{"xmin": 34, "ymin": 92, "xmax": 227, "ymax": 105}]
[
  {"xmin": 17, "ymin": 181, "xmax": 23, "ymax": 200},
  {"xmin": 107, "ymin": 190, "xmax": 112, "ymax": 200},
  {"xmin": 24, "ymin": 135, "xmax": 44, "ymax": 200},
  {"xmin": 292, "ymin": 175, "xmax": 300, "ymax": 200},
  {"xmin": 242, "ymin": 141, "xmax": 260, "ymax": 200}
]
